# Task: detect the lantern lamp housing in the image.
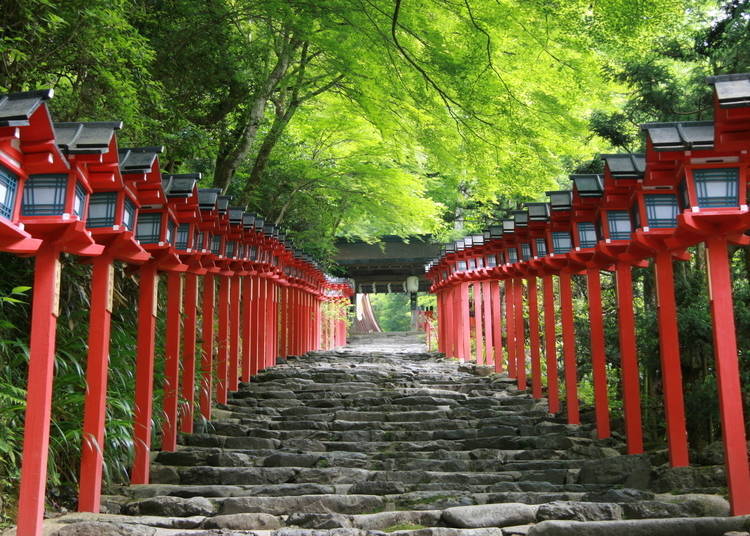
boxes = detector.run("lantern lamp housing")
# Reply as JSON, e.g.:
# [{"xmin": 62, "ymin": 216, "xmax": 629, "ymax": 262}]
[
  {"xmin": 606, "ymin": 210, "xmax": 632, "ymax": 240},
  {"xmin": 511, "ymin": 210, "xmax": 529, "ymax": 226},
  {"xmin": 216, "ymin": 195, "xmax": 231, "ymax": 214},
  {"xmin": 551, "ymin": 231, "xmax": 572, "ymax": 254},
  {"xmin": 471, "ymin": 234, "xmax": 484, "ymax": 245},
  {"xmin": 229, "ymin": 207, "xmax": 244, "ymax": 225},
  {"xmin": 525, "ymin": 202, "xmax": 550, "ymax": 221},
  {"xmin": 489, "ymin": 224, "xmax": 503, "ymax": 239},
  {"xmin": 547, "ymin": 190, "xmax": 572, "ymax": 211},
  {"xmin": 242, "ymin": 213, "xmax": 256, "ymax": 230},
  {"xmin": 571, "ymin": 174, "xmax": 604, "ymax": 197},
  {"xmin": 198, "ymin": 188, "xmax": 220, "ymax": 211},
  {"xmin": 135, "ymin": 211, "xmax": 163, "ymax": 244},
  {"xmin": 175, "ymin": 223, "xmax": 190, "ymax": 250},
  {"xmin": 0, "ymin": 165, "xmax": 19, "ymax": 221},
  {"xmin": 86, "ymin": 191, "xmax": 118, "ymax": 228},
  {"xmin": 502, "ymin": 219, "xmax": 515, "ymax": 234}
]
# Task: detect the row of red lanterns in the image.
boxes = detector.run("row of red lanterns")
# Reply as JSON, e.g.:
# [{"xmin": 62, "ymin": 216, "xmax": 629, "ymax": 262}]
[
  {"xmin": 0, "ymin": 88, "xmax": 354, "ymax": 535},
  {"xmin": 425, "ymin": 73, "xmax": 750, "ymax": 515}
]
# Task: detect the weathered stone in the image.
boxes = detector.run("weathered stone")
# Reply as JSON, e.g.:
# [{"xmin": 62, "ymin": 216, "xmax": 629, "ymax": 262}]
[
  {"xmin": 287, "ymin": 512, "xmax": 354, "ymax": 529},
  {"xmin": 580, "ymin": 488, "xmax": 655, "ymax": 503},
  {"xmin": 653, "ymin": 465, "xmax": 726, "ymax": 492},
  {"xmin": 577, "ymin": 455, "xmax": 652, "ymax": 489},
  {"xmin": 201, "ymin": 512, "xmax": 282, "ymax": 529},
  {"xmin": 535, "ymin": 501, "xmax": 623, "ymax": 522},
  {"xmin": 442, "ymin": 504, "xmax": 537, "ymax": 528},
  {"xmin": 263, "ymin": 453, "xmax": 322, "ymax": 467},
  {"xmin": 51, "ymin": 522, "xmax": 156, "ymax": 536},
  {"xmin": 220, "ymin": 494, "xmax": 385, "ymax": 515},
  {"xmin": 527, "ymin": 516, "xmax": 750, "ymax": 536},
  {"xmin": 349, "ymin": 510, "xmax": 442, "ymax": 530},
  {"xmin": 123, "ymin": 496, "xmax": 215, "ymax": 517}
]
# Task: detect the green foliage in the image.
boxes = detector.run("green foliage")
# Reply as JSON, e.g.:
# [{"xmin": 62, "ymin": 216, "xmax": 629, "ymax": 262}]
[{"xmin": 369, "ymin": 293, "xmax": 412, "ymax": 332}]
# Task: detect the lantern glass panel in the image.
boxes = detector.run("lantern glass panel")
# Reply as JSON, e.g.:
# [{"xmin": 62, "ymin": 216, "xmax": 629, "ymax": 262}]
[
  {"xmin": 456, "ymin": 260, "xmax": 467, "ymax": 272},
  {"xmin": 693, "ymin": 167, "xmax": 739, "ymax": 207},
  {"xmin": 22, "ymin": 175, "xmax": 67, "ymax": 216},
  {"xmin": 645, "ymin": 194, "xmax": 679, "ymax": 228},
  {"xmin": 535, "ymin": 238, "xmax": 547, "ymax": 257},
  {"xmin": 122, "ymin": 196, "xmax": 136, "ymax": 231},
  {"xmin": 249, "ymin": 246, "xmax": 258, "ymax": 260},
  {"xmin": 485, "ymin": 254, "xmax": 497, "ymax": 267},
  {"xmin": 468, "ymin": 258, "xmax": 476, "ymax": 270},
  {"xmin": 194, "ymin": 230, "xmax": 204, "ymax": 250},
  {"xmin": 607, "ymin": 210, "xmax": 631, "ymax": 240},
  {"xmin": 0, "ymin": 165, "xmax": 18, "ymax": 220},
  {"xmin": 87, "ymin": 191, "xmax": 117, "ymax": 228},
  {"xmin": 552, "ymin": 231, "xmax": 572, "ymax": 254},
  {"xmin": 166, "ymin": 220, "xmax": 176, "ymax": 244},
  {"xmin": 136, "ymin": 212, "xmax": 162, "ymax": 244},
  {"xmin": 211, "ymin": 235, "xmax": 221, "ymax": 255},
  {"xmin": 507, "ymin": 248, "xmax": 518, "ymax": 263},
  {"xmin": 176, "ymin": 223, "xmax": 190, "ymax": 249},
  {"xmin": 73, "ymin": 182, "xmax": 87, "ymax": 218},
  {"xmin": 521, "ymin": 243, "xmax": 531, "ymax": 261},
  {"xmin": 577, "ymin": 222, "xmax": 597, "ymax": 249},
  {"xmin": 226, "ymin": 240, "xmax": 235, "ymax": 258}
]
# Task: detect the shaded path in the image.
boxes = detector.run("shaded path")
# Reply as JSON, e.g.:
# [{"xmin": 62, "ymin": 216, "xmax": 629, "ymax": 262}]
[{"xmin": 32, "ymin": 334, "xmax": 741, "ymax": 536}]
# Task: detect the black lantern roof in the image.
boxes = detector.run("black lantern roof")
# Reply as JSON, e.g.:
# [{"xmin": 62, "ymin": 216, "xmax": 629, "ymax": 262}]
[
  {"xmin": 463, "ymin": 236, "xmax": 473, "ymax": 248},
  {"xmin": 254, "ymin": 216, "xmax": 265, "ymax": 229},
  {"xmin": 242, "ymin": 213, "xmax": 256, "ymax": 229},
  {"xmin": 571, "ymin": 174, "xmax": 604, "ymax": 197},
  {"xmin": 707, "ymin": 73, "xmax": 750, "ymax": 108},
  {"xmin": 445, "ymin": 242, "xmax": 456, "ymax": 253},
  {"xmin": 198, "ymin": 188, "xmax": 220, "ymax": 210},
  {"xmin": 546, "ymin": 190, "xmax": 572, "ymax": 211},
  {"xmin": 600, "ymin": 153, "xmax": 645, "ymax": 179},
  {"xmin": 119, "ymin": 147, "xmax": 164, "ymax": 173},
  {"xmin": 216, "ymin": 195, "xmax": 231, "ymax": 214},
  {"xmin": 454, "ymin": 240, "xmax": 465, "ymax": 251},
  {"xmin": 511, "ymin": 210, "xmax": 529, "ymax": 226},
  {"xmin": 482, "ymin": 230, "xmax": 491, "ymax": 241},
  {"xmin": 263, "ymin": 224, "xmax": 275, "ymax": 235},
  {"xmin": 0, "ymin": 89, "xmax": 53, "ymax": 127},
  {"xmin": 489, "ymin": 224, "xmax": 503, "ymax": 239},
  {"xmin": 471, "ymin": 234, "xmax": 484, "ymax": 246},
  {"xmin": 525, "ymin": 202, "xmax": 550, "ymax": 221},
  {"xmin": 641, "ymin": 121, "xmax": 714, "ymax": 151},
  {"xmin": 163, "ymin": 173, "xmax": 200, "ymax": 198},
  {"xmin": 54, "ymin": 121, "xmax": 123, "ymax": 153},
  {"xmin": 228, "ymin": 207, "xmax": 244, "ymax": 225},
  {"xmin": 502, "ymin": 219, "xmax": 515, "ymax": 233}
]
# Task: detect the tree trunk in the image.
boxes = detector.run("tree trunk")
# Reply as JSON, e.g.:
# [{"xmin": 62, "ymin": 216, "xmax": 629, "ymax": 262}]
[
  {"xmin": 243, "ymin": 104, "xmax": 296, "ymax": 198},
  {"xmin": 212, "ymin": 38, "xmax": 297, "ymax": 191}
]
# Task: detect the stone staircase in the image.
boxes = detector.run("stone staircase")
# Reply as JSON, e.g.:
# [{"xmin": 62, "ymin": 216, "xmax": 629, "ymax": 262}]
[{"xmin": 40, "ymin": 336, "xmax": 748, "ymax": 535}]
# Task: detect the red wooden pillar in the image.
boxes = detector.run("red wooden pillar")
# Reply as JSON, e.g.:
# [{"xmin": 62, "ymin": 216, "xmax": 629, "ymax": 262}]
[
  {"xmin": 586, "ymin": 267, "xmax": 611, "ymax": 439},
  {"xmin": 180, "ymin": 272, "xmax": 198, "ymax": 434},
  {"xmin": 515, "ymin": 277, "xmax": 526, "ymax": 389},
  {"xmin": 705, "ymin": 235, "xmax": 750, "ymax": 515},
  {"xmin": 615, "ymin": 262, "xmax": 643, "ymax": 454},
  {"xmin": 269, "ymin": 282, "xmax": 278, "ymax": 366},
  {"xmin": 481, "ymin": 281, "xmax": 494, "ymax": 365},
  {"xmin": 436, "ymin": 291, "xmax": 445, "ymax": 354},
  {"xmin": 490, "ymin": 280, "xmax": 503, "ymax": 371},
  {"xmin": 542, "ymin": 274, "xmax": 560, "ymax": 414},
  {"xmin": 459, "ymin": 282, "xmax": 471, "ymax": 361},
  {"xmin": 241, "ymin": 275, "xmax": 252, "ymax": 380},
  {"xmin": 229, "ymin": 274, "xmax": 241, "ymax": 390},
  {"xmin": 528, "ymin": 276, "xmax": 542, "ymax": 399},
  {"xmin": 162, "ymin": 271, "xmax": 183, "ymax": 452},
  {"xmin": 216, "ymin": 274, "xmax": 230, "ymax": 404},
  {"xmin": 256, "ymin": 277, "xmax": 267, "ymax": 370},
  {"xmin": 654, "ymin": 250, "xmax": 689, "ymax": 467},
  {"xmin": 559, "ymin": 270, "xmax": 580, "ymax": 425},
  {"xmin": 442, "ymin": 289, "xmax": 452, "ymax": 357},
  {"xmin": 78, "ymin": 255, "xmax": 114, "ymax": 512},
  {"xmin": 131, "ymin": 263, "xmax": 158, "ymax": 484},
  {"xmin": 279, "ymin": 285, "xmax": 288, "ymax": 358},
  {"xmin": 199, "ymin": 272, "xmax": 214, "ymax": 420},
  {"xmin": 504, "ymin": 278, "xmax": 516, "ymax": 376},
  {"xmin": 16, "ymin": 244, "xmax": 63, "ymax": 534},
  {"xmin": 473, "ymin": 282, "xmax": 484, "ymax": 364},
  {"xmin": 250, "ymin": 275, "xmax": 261, "ymax": 374}
]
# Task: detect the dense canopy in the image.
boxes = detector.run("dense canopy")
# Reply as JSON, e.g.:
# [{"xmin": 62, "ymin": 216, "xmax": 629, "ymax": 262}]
[{"xmin": 3, "ymin": 0, "xmax": 749, "ymax": 260}]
